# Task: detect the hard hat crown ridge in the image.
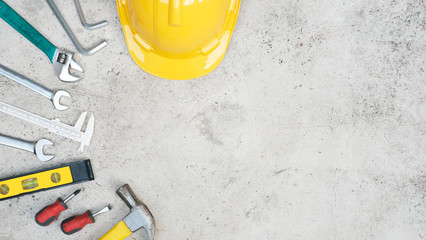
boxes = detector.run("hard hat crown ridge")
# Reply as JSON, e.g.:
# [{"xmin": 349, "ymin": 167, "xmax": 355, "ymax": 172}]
[{"xmin": 117, "ymin": 0, "xmax": 241, "ymax": 80}]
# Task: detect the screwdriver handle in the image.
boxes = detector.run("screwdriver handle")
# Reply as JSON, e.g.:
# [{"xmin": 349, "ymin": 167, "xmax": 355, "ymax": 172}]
[
  {"xmin": 35, "ymin": 198, "xmax": 67, "ymax": 226},
  {"xmin": 61, "ymin": 210, "xmax": 95, "ymax": 235}
]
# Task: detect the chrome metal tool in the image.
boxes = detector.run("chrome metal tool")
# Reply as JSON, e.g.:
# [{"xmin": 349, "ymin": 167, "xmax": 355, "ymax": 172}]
[
  {"xmin": 0, "ymin": 101, "xmax": 94, "ymax": 152},
  {"xmin": 73, "ymin": 0, "xmax": 108, "ymax": 30},
  {"xmin": 0, "ymin": 134, "xmax": 54, "ymax": 161},
  {"xmin": 0, "ymin": 0, "xmax": 83, "ymax": 82},
  {"xmin": 46, "ymin": 0, "xmax": 107, "ymax": 56},
  {"xmin": 0, "ymin": 64, "xmax": 71, "ymax": 111}
]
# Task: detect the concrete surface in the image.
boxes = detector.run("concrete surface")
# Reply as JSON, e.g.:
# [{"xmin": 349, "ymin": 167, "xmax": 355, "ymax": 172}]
[{"xmin": 0, "ymin": 0, "xmax": 425, "ymax": 239}]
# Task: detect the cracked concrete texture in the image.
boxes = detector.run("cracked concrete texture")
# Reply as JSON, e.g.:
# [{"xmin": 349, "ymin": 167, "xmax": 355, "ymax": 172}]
[{"xmin": 0, "ymin": 0, "xmax": 425, "ymax": 239}]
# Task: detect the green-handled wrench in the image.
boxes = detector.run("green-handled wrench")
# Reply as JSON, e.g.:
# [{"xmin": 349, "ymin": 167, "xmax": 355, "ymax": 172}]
[{"xmin": 0, "ymin": 0, "xmax": 83, "ymax": 82}]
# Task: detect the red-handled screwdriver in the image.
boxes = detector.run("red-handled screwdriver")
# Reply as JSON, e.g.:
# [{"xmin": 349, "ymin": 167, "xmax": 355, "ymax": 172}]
[
  {"xmin": 61, "ymin": 205, "xmax": 112, "ymax": 235},
  {"xmin": 35, "ymin": 190, "xmax": 81, "ymax": 226}
]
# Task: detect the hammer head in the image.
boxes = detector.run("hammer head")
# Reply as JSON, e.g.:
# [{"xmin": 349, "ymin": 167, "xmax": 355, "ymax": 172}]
[{"xmin": 117, "ymin": 184, "xmax": 155, "ymax": 240}]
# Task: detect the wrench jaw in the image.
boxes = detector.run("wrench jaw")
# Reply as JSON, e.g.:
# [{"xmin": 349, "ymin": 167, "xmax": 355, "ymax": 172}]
[
  {"xmin": 34, "ymin": 139, "xmax": 54, "ymax": 162},
  {"xmin": 52, "ymin": 90, "xmax": 72, "ymax": 111},
  {"xmin": 52, "ymin": 49, "xmax": 83, "ymax": 82}
]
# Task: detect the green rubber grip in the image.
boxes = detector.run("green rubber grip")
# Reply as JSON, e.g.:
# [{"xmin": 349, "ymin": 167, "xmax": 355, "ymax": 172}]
[{"xmin": 0, "ymin": 0, "xmax": 56, "ymax": 61}]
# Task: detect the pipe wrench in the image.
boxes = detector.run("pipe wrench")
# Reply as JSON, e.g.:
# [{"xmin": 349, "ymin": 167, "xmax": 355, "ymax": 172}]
[{"xmin": 0, "ymin": 0, "xmax": 83, "ymax": 82}]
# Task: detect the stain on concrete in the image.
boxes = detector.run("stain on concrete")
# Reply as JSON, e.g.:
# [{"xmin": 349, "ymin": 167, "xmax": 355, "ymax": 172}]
[{"xmin": 191, "ymin": 102, "xmax": 245, "ymax": 147}]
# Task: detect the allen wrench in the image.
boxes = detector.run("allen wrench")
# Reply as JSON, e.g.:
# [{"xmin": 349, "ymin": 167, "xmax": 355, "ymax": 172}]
[
  {"xmin": 73, "ymin": 0, "xmax": 108, "ymax": 30},
  {"xmin": 46, "ymin": 0, "xmax": 107, "ymax": 56}
]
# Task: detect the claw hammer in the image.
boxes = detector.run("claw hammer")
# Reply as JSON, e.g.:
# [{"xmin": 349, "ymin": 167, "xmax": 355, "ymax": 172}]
[{"xmin": 99, "ymin": 184, "xmax": 155, "ymax": 240}]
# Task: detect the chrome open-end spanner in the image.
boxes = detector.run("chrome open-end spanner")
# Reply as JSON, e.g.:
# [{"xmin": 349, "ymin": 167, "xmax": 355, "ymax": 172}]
[
  {"xmin": 0, "ymin": 101, "xmax": 94, "ymax": 152},
  {"xmin": 0, "ymin": 0, "xmax": 83, "ymax": 82},
  {"xmin": 0, "ymin": 64, "xmax": 71, "ymax": 111},
  {"xmin": 0, "ymin": 134, "xmax": 54, "ymax": 161}
]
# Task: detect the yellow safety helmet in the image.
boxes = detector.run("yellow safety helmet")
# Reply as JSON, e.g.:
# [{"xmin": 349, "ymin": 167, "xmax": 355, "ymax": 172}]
[{"xmin": 116, "ymin": 0, "xmax": 241, "ymax": 80}]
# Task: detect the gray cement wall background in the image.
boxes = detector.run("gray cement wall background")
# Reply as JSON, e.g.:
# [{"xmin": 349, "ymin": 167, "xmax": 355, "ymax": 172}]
[{"xmin": 0, "ymin": 0, "xmax": 424, "ymax": 239}]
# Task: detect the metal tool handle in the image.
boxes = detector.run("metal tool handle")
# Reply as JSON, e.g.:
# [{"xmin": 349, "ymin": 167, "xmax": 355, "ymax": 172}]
[
  {"xmin": 0, "ymin": 64, "xmax": 53, "ymax": 99},
  {"xmin": 73, "ymin": 0, "xmax": 108, "ymax": 30},
  {"xmin": 0, "ymin": 0, "xmax": 56, "ymax": 61},
  {"xmin": 46, "ymin": 0, "xmax": 107, "ymax": 56},
  {"xmin": 0, "ymin": 134, "xmax": 34, "ymax": 153}
]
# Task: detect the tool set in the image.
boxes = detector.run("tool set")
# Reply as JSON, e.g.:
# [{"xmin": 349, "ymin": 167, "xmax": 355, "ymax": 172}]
[
  {"xmin": 61, "ymin": 205, "xmax": 112, "ymax": 235},
  {"xmin": 0, "ymin": 1, "xmax": 157, "ymax": 239},
  {"xmin": 35, "ymin": 189, "xmax": 81, "ymax": 226}
]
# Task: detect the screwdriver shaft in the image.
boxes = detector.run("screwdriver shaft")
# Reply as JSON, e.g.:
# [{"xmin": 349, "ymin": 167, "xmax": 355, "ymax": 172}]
[
  {"xmin": 63, "ymin": 189, "xmax": 81, "ymax": 203},
  {"xmin": 93, "ymin": 205, "xmax": 112, "ymax": 217}
]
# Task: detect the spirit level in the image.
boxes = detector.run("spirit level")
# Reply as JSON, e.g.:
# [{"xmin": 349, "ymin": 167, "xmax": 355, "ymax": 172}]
[{"xmin": 0, "ymin": 160, "xmax": 94, "ymax": 201}]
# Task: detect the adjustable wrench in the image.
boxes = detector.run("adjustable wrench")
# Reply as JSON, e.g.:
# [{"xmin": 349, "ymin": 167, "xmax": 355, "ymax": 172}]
[
  {"xmin": 0, "ymin": 0, "xmax": 83, "ymax": 82},
  {"xmin": 0, "ymin": 134, "xmax": 54, "ymax": 161},
  {"xmin": 0, "ymin": 64, "xmax": 71, "ymax": 111}
]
